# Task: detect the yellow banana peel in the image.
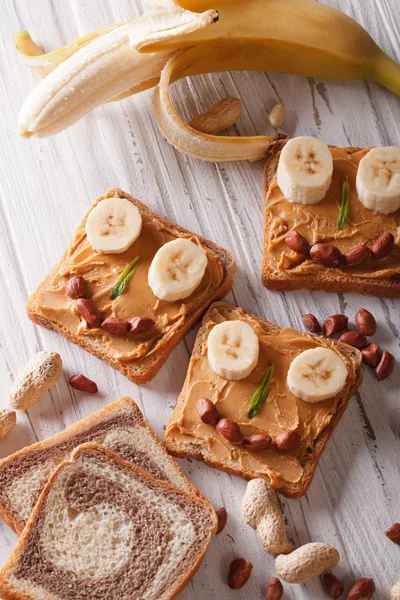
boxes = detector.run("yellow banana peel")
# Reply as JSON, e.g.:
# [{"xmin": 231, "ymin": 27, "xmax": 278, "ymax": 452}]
[{"xmin": 14, "ymin": 0, "xmax": 400, "ymax": 161}]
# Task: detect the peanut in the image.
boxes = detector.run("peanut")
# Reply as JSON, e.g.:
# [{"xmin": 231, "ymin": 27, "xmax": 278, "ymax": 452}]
[
  {"xmin": 375, "ymin": 350, "xmax": 394, "ymax": 381},
  {"xmin": 190, "ymin": 97, "xmax": 242, "ymax": 135},
  {"xmin": 216, "ymin": 418, "xmax": 243, "ymax": 444},
  {"xmin": 386, "ymin": 522, "xmax": 400, "ymax": 545},
  {"xmin": 10, "ymin": 352, "xmax": 62, "ymax": 410},
  {"xmin": 371, "ymin": 232, "xmax": 395, "ymax": 259},
  {"xmin": 243, "ymin": 433, "xmax": 272, "ymax": 452},
  {"xmin": 266, "ymin": 577, "xmax": 283, "ymax": 600},
  {"xmin": 76, "ymin": 298, "xmax": 102, "ymax": 328},
  {"xmin": 275, "ymin": 542, "xmax": 340, "ymax": 584},
  {"xmin": 242, "ymin": 479, "xmax": 293, "ymax": 556},
  {"xmin": 355, "ymin": 308, "xmax": 376, "ymax": 336},
  {"xmin": 128, "ymin": 317, "xmax": 155, "ymax": 335},
  {"xmin": 310, "ymin": 243, "xmax": 343, "ymax": 267},
  {"xmin": 66, "ymin": 275, "xmax": 87, "ymax": 299},
  {"xmin": 101, "ymin": 317, "xmax": 129, "ymax": 336},
  {"xmin": 285, "ymin": 231, "xmax": 310, "ymax": 255},
  {"xmin": 268, "ymin": 103, "xmax": 285, "ymax": 129},
  {"xmin": 339, "ymin": 331, "xmax": 367, "ymax": 350},
  {"xmin": 302, "ymin": 313, "xmax": 321, "ymax": 334},
  {"xmin": 275, "ymin": 430, "xmax": 301, "ymax": 452},
  {"xmin": 361, "ymin": 343, "xmax": 381, "ymax": 368},
  {"xmin": 324, "ymin": 314, "xmax": 348, "ymax": 337},
  {"xmin": 216, "ymin": 507, "xmax": 228, "ymax": 534},
  {"xmin": 346, "ymin": 578, "xmax": 375, "ymax": 600},
  {"xmin": 69, "ymin": 374, "xmax": 98, "ymax": 393},
  {"xmin": 323, "ymin": 573, "xmax": 344, "ymax": 599},
  {"xmin": 391, "ymin": 581, "xmax": 400, "ymax": 600},
  {"xmin": 197, "ymin": 397, "xmax": 219, "ymax": 425},
  {"xmin": 343, "ymin": 245, "xmax": 370, "ymax": 266},
  {"xmin": 228, "ymin": 558, "xmax": 253, "ymax": 590},
  {"xmin": 0, "ymin": 409, "xmax": 16, "ymax": 441}
]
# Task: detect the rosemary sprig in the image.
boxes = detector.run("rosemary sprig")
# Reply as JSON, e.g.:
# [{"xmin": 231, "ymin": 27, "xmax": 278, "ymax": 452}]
[
  {"xmin": 110, "ymin": 256, "xmax": 140, "ymax": 300},
  {"xmin": 337, "ymin": 175, "xmax": 350, "ymax": 231},
  {"xmin": 248, "ymin": 363, "xmax": 275, "ymax": 419}
]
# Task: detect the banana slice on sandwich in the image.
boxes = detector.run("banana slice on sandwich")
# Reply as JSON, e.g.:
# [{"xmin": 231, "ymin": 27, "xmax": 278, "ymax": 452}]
[
  {"xmin": 277, "ymin": 136, "xmax": 333, "ymax": 205},
  {"xmin": 86, "ymin": 198, "xmax": 142, "ymax": 254},
  {"xmin": 356, "ymin": 147, "xmax": 400, "ymax": 214},
  {"xmin": 148, "ymin": 238, "xmax": 207, "ymax": 302},
  {"xmin": 287, "ymin": 348, "xmax": 347, "ymax": 403},
  {"xmin": 208, "ymin": 320, "xmax": 259, "ymax": 381}
]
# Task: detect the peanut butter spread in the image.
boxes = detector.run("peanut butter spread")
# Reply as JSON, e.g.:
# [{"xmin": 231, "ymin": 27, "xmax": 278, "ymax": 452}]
[
  {"xmin": 34, "ymin": 195, "xmax": 226, "ymax": 363},
  {"xmin": 166, "ymin": 306, "xmax": 360, "ymax": 488},
  {"xmin": 267, "ymin": 147, "xmax": 400, "ymax": 278}
]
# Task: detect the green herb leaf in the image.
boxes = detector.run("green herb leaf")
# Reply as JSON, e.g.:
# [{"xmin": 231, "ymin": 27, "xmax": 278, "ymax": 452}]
[
  {"xmin": 337, "ymin": 175, "xmax": 350, "ymax": 231},
  {"xmin": 110, "ymin": 256, "xmax": 140, "ymax": 300},
  {"xmin": 248, "ymin": 363, "xmax": 275, "ymax": 419}
]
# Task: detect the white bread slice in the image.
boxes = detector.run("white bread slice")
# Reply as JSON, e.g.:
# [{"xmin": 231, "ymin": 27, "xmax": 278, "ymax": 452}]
[
  {"xmin": 0, "ymin": 444, "xmax": 217, "ymax": 600},
  {"xmin": 0, "ymin": 397, "xmax": 199, "ymax": 534}
]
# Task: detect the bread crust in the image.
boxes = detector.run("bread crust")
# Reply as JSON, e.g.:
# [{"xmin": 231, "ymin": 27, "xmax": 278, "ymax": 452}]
[
  {"xmin": 262, "ymin": 141, "xmax": 400, "ymax": 297},
  {"xmin": 0, "ymin": 443, "xmax": 217, "ymax": 600},
  {"xmin": 27, "ymin": 189, "xmax": 236, "ymax": 384},
  {"xmin": 0, "ymin": 396, "xmax": 200, "ymax": 534},
  {"xmin": 164, "ymin": 302, "xmax": 363, "ymax": 498}
]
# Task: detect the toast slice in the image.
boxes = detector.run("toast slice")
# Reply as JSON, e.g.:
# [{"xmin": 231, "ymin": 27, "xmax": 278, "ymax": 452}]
[
  {"xmin": 164, "ymin": 302, "xmax": 363, "ymax": 498},
  {"xmin": 0, "ymin": 397, "xmax": 199, "ymax": 534},
  {"xmin": 262, "ymin": 141, "xmax": 400, "ymax": 297},
  {"xmin": 0, "ymin": 443, "xmax": 217, "ymax": 600},
  {"xmin": 27, "ymin": 188, "xmax": 236, "ymax": 383}
]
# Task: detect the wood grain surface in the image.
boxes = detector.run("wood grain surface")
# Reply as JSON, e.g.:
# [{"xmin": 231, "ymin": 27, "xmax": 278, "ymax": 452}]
[{"xmin": 0, "ymin": 0, "xmax": 399, "ymax": 598}]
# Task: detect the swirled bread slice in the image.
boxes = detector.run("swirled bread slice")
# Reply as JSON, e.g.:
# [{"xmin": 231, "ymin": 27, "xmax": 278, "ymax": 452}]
[
  {"xmin": 0, "ymin": 397, "xmax": 198, "ymax": 534},
  {"xmin": 0, "ymin": 444, "xmax": 217, "ymax": 600}
]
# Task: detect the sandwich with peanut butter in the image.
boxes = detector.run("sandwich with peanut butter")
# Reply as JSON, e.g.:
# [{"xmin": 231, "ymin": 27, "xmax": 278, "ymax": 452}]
[
  {"xmin": 27, "ymin": 189, "xmax": 236, "ymax": 384},
  {"xmin": 262, "ymin": 137, "xmax": 400, "ymax": 297},
  {"xmin": 164, "ymin": 302, "xmax": 363, "ymax": 497}
]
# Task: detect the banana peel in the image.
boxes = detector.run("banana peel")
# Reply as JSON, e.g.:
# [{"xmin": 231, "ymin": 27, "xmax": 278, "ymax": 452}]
[{"xmin": 14, "ymin": 0, "xmax": 400, "ymax": 161}]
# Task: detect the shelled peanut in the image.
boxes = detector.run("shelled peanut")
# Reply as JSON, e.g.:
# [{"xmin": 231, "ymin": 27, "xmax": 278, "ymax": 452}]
[{"xmin": 301, "ymin": 307, "xmax": 394, "ymax": 381}]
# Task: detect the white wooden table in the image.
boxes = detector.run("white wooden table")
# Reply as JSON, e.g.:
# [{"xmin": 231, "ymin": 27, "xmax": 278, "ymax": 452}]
[{"xmin": 1, "ymin": 1, "xmax": 399, "ymax": 598}]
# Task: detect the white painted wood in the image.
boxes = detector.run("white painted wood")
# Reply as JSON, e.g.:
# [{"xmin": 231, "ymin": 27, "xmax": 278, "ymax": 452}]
[{"xmin": 0, "ymin": 0, "xmax": 399, "ymax": 598}]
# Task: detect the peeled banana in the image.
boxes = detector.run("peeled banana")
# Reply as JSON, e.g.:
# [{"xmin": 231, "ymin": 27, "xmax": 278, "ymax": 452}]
[{"xmin": 15, "ymin": 0, "xmax": 400, "ymax": 162}]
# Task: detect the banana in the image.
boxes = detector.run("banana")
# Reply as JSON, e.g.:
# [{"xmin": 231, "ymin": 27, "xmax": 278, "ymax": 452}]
[
  {"xmin": 15, "ymin": 0, "xmax": 400, "ymax": 160},
  {"xmin": 148, "ymin": 238, "xmax": 207, "ymax": 301},
  {"xmin": 276, "ymin": 137, "xmax": 333, "ymax": 205},
  {"xmin": 286, "ymin": 348, "xmax": 348, "ymax": 404},
  {"xmin": 85, "ymin": 198, "xmax": 142, "ymax": 254},
  {"xmin": 207, "ymin": 320, "xmax": 259, "ymax": 381},
  {"xmin": 18, "ymin": 7, "xmax": 217, "ymax": 138},
  {"xmin": 356, "ymin": 147, "xmax": 400, "ymax": 215}
]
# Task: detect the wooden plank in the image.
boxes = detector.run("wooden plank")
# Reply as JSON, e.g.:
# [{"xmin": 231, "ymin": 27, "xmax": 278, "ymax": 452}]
[{"xmin": 0, "ymin": 0, "xmax": 399, "ymax": 598}]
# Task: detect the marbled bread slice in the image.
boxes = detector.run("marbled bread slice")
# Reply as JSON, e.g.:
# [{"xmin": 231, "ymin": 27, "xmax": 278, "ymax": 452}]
[
  {"xmin": 0, "ymin": 443, "xmax": 217, "ymax": 600},
  {"xmin": 0, "ymin": 397, "xmax": 198, "ymax": 534}
]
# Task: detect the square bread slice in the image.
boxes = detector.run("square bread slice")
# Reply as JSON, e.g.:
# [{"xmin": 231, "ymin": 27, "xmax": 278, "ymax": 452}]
[
  {"xmin": 0, "ymin": 443, "xmax": 217, "ymax": 600},
  {"xmin": 27, "ymin": 188, "xmax": 236, "ymax": 383},
  {"xmin": 164, "ymin": 302, "xmax": 363, "ymax": 498},
  {"xmin": 262, "ymin": 141, "xmax": 400, "ymax": 297},
  {"xmin": 0, "ymin": 396, "xmax": 199, "ymax": 535}
]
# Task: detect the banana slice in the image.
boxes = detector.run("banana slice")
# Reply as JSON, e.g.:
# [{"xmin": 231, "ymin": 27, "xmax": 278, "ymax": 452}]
[
  {"xmin": 277, "ymin": 136, "xmax": 333, "ymax": 205},
  {"xmin": 287, "ymin": 348, "xmax": 348, "ymax": 403},
  {"xmin": 356, "ymin": 147, "xmax": 400, "ymax": 214},
  {"xmin": 148, "ymin": 238, "xmax": 207, "ymax": 302},
  {"xmin": 85, "ymin": 198, "xmax": 142, "ymax": 254},
  {"xmin": 207, "ymin": 320, "xmax": 259, "ymax": 381}
]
